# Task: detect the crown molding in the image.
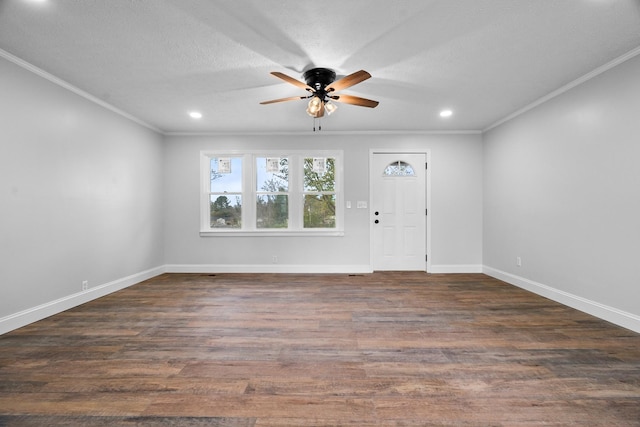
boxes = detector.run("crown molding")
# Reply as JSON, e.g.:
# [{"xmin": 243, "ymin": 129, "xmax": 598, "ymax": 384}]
[
  {"xmin": 484, "ymin": 45, "xmax": 640, "ymax": 132},
  {"xmin": 164, "ymin": 129, "xmax": 482, "ymax": 137},
  {"xmin": 11, "ymin": 41, "xmax": 638, "ymax": 138},
  {"xmin": 0, "ymin": 48, "xmax": 163, "ymax": 134}
]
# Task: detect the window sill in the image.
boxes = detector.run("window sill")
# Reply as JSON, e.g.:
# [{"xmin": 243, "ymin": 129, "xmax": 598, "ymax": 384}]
[{"xmin": 200, "ymin": 229, "xmax": 345, "ymax": 237}]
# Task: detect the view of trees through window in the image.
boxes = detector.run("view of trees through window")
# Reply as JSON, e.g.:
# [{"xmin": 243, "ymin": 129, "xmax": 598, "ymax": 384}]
[
  {"xmin": 207, "ymin": 154, "xmax": 338, "ymax": 231},
  {"xmin": 303, "ymin": 158, "xmax": 336, "ymax": 228},
  {"xmin": 210, "ymin": 194, "xmax": 242, "ymax": 228},
  {"xmin": 257, "ymin": 157, "xmax": 289, "ymax": 228}
]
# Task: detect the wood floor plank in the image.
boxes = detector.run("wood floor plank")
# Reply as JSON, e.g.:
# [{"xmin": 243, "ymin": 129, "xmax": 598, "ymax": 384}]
[{"xmin": 1, "ymin": 272, "xmax": 639, "ymax": 425}]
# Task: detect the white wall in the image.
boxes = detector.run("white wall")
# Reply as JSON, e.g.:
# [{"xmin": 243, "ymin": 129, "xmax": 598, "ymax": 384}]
[
  {"xmin": 163, "ymin": 133, "xmax": 483, "ymax": 273},
  {"xmin": 483, "ymin": 53, "xmax": 640, "ymax": 331},
  {"xmin": 0, "ymin": 56, "xmax": 165, "ymax": 333}
]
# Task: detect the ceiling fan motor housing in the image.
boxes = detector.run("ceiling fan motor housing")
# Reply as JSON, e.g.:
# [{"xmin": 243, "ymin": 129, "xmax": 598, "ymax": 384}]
[{"xmin": 303, "ymin": 68, "xmax": 336, "ymax": 91}]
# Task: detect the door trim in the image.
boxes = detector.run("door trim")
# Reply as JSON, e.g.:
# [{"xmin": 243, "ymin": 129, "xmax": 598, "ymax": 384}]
[{"xmin": 369, "ymin": 149, "xmax": 431, "ymax": 272}]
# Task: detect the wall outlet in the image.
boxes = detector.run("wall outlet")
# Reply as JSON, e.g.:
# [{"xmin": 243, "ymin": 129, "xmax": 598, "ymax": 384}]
[
  {"xmin": 82, "ymin": 280, "xmax": 88, "ymax": 291},
  {"xmin": 516, "ymin": 257, "xmax": 522, "ymax": 267},
  {"xmin": 272, "ymin": 255, "xmax": 278, "ymax": 264}
]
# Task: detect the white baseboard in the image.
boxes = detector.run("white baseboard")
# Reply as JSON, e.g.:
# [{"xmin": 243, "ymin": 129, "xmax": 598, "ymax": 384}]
[
  {"xmin": 0, "ymin": 266, "xmax": 165, "ymax": 335},
  {"xmin": 483, "ymin": 266, "xmax": 640, "ymax": 334},
  {"xmin": 429, "ymin": 264, "xmax": 483, "ymax": 274},
  {"xmin": 165, "ymin": 264, "xmax": 373, "ymax": 274},
  {"xmin": 166, "ymin": 263, "xmax": 484, "ymax": 274}
]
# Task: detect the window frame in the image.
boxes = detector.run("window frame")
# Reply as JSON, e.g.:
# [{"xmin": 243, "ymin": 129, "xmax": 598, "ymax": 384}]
[
  {"xmin": 208, "ymin": 156, "xmax": 244, "ymax": 229},
  {"xmin": 200, "ymin": 150, "xmax": 344, "ymax": 236}
]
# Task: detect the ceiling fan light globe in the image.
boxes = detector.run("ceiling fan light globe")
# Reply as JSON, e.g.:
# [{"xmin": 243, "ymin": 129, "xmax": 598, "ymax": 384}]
[
  {"xmin": 308, "ymin": 96, "xmax": 322, "ymax": 107},
  {"xmin": 325, "ymin": 101, "xmax": 337, "ymax": 115},
  {"xmin": 307, "ymin": 97, "xmax": 322, "ymax": 115}
]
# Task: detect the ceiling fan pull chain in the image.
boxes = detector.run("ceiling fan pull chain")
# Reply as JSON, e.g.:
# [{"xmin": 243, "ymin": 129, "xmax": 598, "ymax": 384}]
[{"xmin": 313, "ymin": 116, "xmax": 323, "ymax": 132}]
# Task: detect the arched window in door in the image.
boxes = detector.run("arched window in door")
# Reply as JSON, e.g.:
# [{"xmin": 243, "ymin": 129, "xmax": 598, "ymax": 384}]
[{"xmin": 383, "ymin": 161, "xmax": 415, "ymax": 176}]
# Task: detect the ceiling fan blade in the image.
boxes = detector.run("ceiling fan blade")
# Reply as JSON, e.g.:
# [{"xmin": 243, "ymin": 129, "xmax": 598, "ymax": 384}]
[
  {"xmin": 260, "ymin": 96, "xmax": 307, "ymax": 105},
  {"xmin": 270, "ymin": 72, "xmax": 313, "ymax": 91},
  {"xmin": 332, "ymin": 94, "xmax": 379, "ymax": 108},
  {"xmin": 326, "ymin": 70, "xmax": 371, "ymax": 92}
]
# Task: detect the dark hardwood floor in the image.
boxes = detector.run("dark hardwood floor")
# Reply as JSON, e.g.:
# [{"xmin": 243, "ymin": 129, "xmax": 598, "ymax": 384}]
[{"xmin": 0, "ymin": 272, "xmax": 639, "ymax": 426}]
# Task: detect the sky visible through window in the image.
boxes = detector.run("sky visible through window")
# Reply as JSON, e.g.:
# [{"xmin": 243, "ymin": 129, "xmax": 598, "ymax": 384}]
[
  {"xmin": 211, "ymin": 157, "xmax": 291, "ymax": 194},
  {"xmin": 210, "ymin": 157, "xmax": 242, "ymax": 193}
]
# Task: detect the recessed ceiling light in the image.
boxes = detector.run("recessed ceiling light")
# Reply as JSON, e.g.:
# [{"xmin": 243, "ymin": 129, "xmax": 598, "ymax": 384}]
[
  {"xmin": 439, "ymin": 109, "xmax": 453, "ymax": 118},
  {"xmin": 189, "ymin": 111, "xmax": 202, "ymax": 119}
]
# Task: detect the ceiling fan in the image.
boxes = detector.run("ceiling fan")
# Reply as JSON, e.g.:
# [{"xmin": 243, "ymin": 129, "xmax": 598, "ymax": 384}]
[{"xmin": 260, "ymin": 68, "xmax": 379, "ymax": 119}]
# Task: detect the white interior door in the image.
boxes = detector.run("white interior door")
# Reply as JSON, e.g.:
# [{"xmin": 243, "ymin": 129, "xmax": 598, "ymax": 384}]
[{"xmin": 371, "ymin": 153, "xmax": 426, "ymax": 271}]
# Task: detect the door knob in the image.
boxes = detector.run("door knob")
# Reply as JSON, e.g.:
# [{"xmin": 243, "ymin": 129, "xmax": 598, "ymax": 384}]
[
  {"xmin": 374, "ymin": 211, "xmax": 379, "ymax": 215},
  {"xmin": 374, "ymin": 219, "xmax": 379, "ymax": 224}
]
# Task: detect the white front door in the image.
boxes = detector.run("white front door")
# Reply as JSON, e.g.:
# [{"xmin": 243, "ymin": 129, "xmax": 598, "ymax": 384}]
[{"xmin": 371, "ymin": 153, "xmax": 426, "ymax": 271}]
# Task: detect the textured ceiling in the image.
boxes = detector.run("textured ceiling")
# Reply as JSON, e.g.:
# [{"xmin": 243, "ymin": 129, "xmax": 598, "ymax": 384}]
[{"xmin": 1, "ymin": 0, "xmax": 640, "ymax": 133}]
